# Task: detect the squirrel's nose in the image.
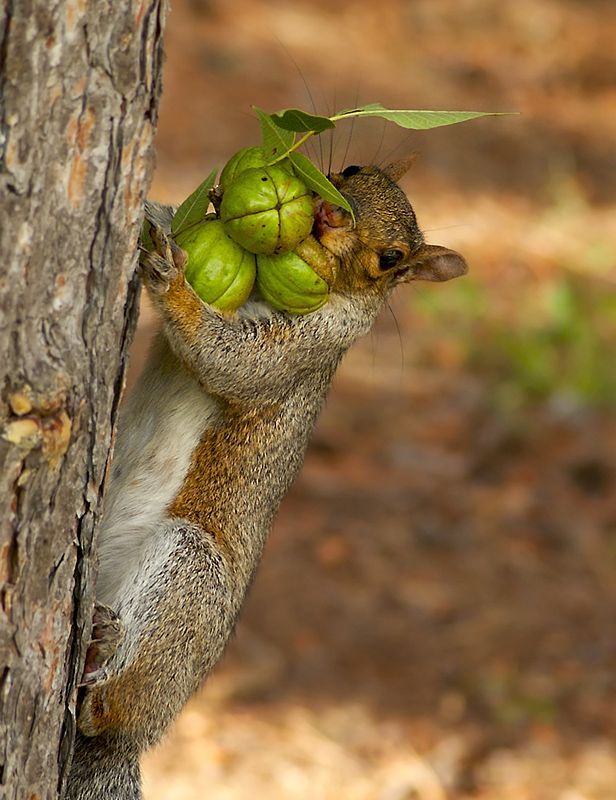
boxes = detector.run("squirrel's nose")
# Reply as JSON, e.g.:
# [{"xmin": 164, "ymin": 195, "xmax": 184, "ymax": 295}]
[{"xmin": 314, "ymin": 198, "xmax": 351, "ymax": 231}]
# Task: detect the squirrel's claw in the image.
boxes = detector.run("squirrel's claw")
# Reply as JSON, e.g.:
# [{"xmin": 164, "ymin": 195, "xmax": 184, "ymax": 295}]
[
  {"xmin": 139, "ymin": 223, "xmax": 187, "ymax": 293},
  {"xmin": 80, "ymin": 603, "xmax": 125, "ymax": 687},
  {"xmin": 78, "ymin": 666, "xmax": 109, "ymax": 688}
]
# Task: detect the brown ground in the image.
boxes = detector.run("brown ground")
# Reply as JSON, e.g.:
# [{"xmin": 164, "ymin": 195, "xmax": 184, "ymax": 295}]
[{"xmin": 136, "ymin": 1, "xmax": 616, "ymax": 797}]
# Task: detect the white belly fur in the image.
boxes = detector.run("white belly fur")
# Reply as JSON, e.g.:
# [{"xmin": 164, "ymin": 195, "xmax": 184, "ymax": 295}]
[{"xmin": 96, "ymin": 335, "xmax": 220, "ymax": 606}]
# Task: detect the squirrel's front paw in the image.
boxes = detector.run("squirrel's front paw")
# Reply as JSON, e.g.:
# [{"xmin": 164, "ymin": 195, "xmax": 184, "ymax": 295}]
[
  {"xmin": 80, "ymin": 603, "xmax": 125, "ymax": 687},
  {"xmin": 140, "ymin": 223, "xmax": 187, "ymax": 295}
]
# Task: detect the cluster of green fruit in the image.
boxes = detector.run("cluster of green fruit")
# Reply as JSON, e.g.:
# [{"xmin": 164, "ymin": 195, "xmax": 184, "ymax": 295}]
[
  {"xmin": 145, "ymin": 103, "xmax": 505, "ymax": 311},
  {"xmin": 174, "ymin": 147, "xmax": 330, "ymax": 315}
]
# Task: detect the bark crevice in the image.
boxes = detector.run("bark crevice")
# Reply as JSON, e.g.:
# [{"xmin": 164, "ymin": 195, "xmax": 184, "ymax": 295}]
[{"xmin": 0, "ymin": 2, "xmax": 168, "ymax": 797}]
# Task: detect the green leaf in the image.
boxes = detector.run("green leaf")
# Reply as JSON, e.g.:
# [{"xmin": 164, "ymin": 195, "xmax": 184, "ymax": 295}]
[
  {"xmin": 253, "ymin": 106, "xmax": 295, "ymax": 161},
  {"xmin": 270, "ymin": 108, "xmax": 335, "ymax": 133},
  {"xmin": 140, "ymin": 218, "xmax": 154, "ymax": 251},
  {"xmin": 289, "ymin": 152, "xmax": 355, "ymax": 221},
  {"xmin": 334, "ymin": 103, "xmax": 514, "ymax": 129},
  {"xmin": 171, "ymin": 168, "xmax": 218, "ymax": 235}
]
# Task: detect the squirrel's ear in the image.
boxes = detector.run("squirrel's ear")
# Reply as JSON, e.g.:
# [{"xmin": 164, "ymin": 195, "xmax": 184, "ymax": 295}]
[
  {"xmin": 382, "ymin": 155, "xmax": 418, "ymax": 183},
  {"xmin": 408, "ymin": 244, "xmax": 468, "ymax": 282}
]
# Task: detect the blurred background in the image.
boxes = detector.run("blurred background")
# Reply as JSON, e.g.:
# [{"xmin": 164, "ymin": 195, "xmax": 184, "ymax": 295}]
[{"xmin": 135, "ymin": 1, "xmax": 616, "ymax": 797}]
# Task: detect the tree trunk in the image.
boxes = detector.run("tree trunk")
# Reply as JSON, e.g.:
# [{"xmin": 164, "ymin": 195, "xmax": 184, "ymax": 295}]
[{"xmin": 0, "ymin": 2, "xmax": 167, "ymax": 798}]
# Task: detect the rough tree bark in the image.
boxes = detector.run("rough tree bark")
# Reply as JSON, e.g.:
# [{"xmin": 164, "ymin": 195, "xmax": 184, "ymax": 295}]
[{"xmin": 0, "ymin": 2, "xmax": 167, "ymax": 798}]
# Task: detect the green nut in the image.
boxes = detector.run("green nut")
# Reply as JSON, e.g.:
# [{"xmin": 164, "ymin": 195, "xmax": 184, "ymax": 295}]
[
  {"xmin": 256, "ymin": 251, "xmax": 329, "ymax": 315},
  {"xmin": 220, "ymin": 165, "xmax": 314, "ymax": 256},
  {"xmin": 219, "ymin": 146, "xmax": 293, "ymax": 190},
  {"xmin": 174, "ymin": 219, "xmax": 256, "ymax": 310},
  {"xmin": 219, "ymin": 146, "xmax": 268, "ymax": 190}
]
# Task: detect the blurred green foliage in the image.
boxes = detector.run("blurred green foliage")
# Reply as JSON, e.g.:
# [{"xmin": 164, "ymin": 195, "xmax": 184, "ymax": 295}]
[{"xmin": 413, "ymin": 268, "xmax": 616, "ymax": 410}]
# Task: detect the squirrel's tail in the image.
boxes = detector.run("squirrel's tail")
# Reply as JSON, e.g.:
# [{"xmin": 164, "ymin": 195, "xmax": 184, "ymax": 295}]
[{"xmin": 64, "ymin": 733, "xmax": 141, "ymax": 800}]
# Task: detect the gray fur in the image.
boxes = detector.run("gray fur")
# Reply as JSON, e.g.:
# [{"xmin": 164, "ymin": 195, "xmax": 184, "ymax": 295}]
[
  {"xmin": 66, "ymin": 735, "xmax": 141, "ymax": 800},
  {"xmin": 64, "ymin": 167, "xmax": 467, "ymax": 799}
]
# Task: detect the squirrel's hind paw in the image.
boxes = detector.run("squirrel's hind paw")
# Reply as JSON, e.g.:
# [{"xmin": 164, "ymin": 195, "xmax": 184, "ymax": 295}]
[{"xmin": 80, "ymin": 603, "xmax": 125, "ymax": 687}]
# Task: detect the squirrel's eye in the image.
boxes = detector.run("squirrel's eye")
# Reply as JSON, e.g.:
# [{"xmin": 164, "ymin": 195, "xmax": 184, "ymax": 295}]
[
  {"xmin": 341, "ymin": 164, "xmax": 361, "ymax": 178},
  {"xmin": 379, "ymin": 248, "xmax": 405, "ymax": 270}
]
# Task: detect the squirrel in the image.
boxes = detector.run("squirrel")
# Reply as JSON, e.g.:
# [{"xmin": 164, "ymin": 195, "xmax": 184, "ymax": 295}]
[{"xmin": 64, "ymin": 160, "xmax": 467, "ymax": 799}]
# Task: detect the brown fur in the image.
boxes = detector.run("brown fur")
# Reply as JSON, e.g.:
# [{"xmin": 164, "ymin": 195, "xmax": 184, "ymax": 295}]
[
  {"xmin": 163, "ymin": 271, "xmax": 204, "ymax": 344},
  {"xmin": 65, "ymin": 164, "xmax": 467, "ymax": 800},
  {"xmin": 168, "ymin": 402, "xmax": 281, "ymax": 562}
]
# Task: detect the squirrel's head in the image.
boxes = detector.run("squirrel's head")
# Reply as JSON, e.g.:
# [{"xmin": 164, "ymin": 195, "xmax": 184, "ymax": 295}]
[{"xmin": 314, "ymin": 161, "xmax": 467, "ymax": 295}]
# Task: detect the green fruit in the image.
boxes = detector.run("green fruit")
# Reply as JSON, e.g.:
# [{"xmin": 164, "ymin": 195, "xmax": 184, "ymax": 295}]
[
  {"xmin": 256, "ymin": 251, "xmax": 329, "ymax": 315},
  {"xmin": 220, "ymin": 165, "xmax": 314, "ymax": 256},
  {"xmin": 219, "ymin": 146, "xmax": 268, "ymax": 190},
  {"xmin": 174, "ymin": 219, "xmax": 256, "ymax": 310},
  {"xmin": 219, "ymin": 146, "xmax": 293, "ymax": 190}
]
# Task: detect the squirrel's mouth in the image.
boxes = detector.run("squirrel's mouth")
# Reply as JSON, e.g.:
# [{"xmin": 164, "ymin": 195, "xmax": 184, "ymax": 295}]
[{"xmin": 312, "ymin": 198, "xmax": 355, "ymax": 257}]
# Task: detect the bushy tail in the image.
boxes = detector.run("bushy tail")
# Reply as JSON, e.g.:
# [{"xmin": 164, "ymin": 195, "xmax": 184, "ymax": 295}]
[{"xmin": 63, "ymin": 733, "xmax": 141, "ymax": 800}]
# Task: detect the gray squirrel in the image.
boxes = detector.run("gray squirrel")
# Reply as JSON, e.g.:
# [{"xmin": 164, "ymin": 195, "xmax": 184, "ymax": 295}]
[{"xmin": 64, "ymin": 161, "xmax": 467, "ymax": 799}]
